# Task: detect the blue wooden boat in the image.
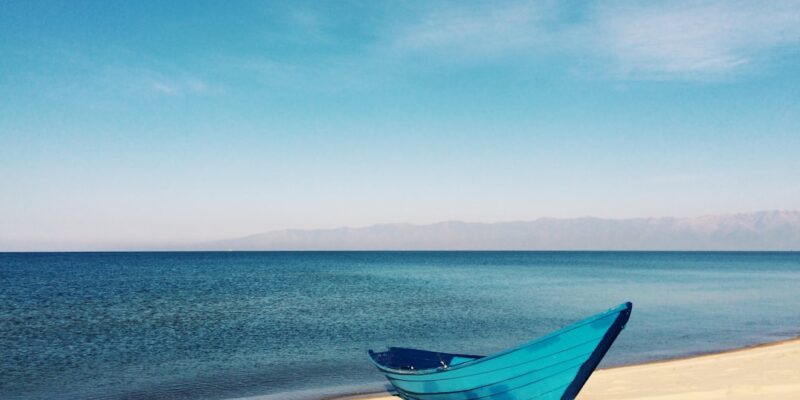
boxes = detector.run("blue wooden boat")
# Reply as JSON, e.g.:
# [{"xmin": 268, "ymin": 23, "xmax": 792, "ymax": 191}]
[{"xmin": 369, "ymin": 302, "xmax": 632, "ymax": 400}]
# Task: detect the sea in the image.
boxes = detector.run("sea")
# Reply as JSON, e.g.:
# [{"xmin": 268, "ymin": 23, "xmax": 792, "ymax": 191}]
[{"xmin": 1, "ymin": 251, "xmax": 799, "ymax": 400}]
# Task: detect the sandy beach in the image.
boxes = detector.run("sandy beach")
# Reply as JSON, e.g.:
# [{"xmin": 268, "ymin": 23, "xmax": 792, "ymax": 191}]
[{"xmin": 337, "ymin": 337, "xmax": 800, "ymax": 400}]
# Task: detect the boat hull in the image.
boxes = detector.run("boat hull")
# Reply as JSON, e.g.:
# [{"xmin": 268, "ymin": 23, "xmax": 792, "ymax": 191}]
[{"xmin": 369, "ymin": 302, "xmax": 632, "ymax": 400}]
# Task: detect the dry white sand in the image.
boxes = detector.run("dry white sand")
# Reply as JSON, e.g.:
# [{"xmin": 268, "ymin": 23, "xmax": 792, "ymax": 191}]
[{"xmin": 336, "ymin": 338, "xmax": 800, "ymax": 400}]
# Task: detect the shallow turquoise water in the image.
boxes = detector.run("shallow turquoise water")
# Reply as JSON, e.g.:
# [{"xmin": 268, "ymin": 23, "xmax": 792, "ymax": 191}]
[{"xmin": 1, "ymin": 252, "xmax": 799, "ymax": 399}]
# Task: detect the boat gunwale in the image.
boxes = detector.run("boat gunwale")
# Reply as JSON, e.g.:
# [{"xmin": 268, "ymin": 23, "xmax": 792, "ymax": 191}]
[
  {"xmin": 368, "ymin": 302, "xmax": 631, "ymax": 376},
  {"xmin": 387, "ymin": 350, "xmax": 593, "ymax": 396},
  {"xmin": 384, "ymin": 335, "xmax": 603, "ymax": 383},
  {"xmin": 396, "ymin": 380, "xmax": 571, "ymax": 400},
  {"xmin": 390, "ymin": 358, "xmax": 583, "ymax": 400}
]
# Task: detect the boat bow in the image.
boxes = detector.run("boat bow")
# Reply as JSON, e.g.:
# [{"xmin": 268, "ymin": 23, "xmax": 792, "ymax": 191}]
[{"xmin": 368, "ymin": 302, "xmax": 632, "ymax": 400}]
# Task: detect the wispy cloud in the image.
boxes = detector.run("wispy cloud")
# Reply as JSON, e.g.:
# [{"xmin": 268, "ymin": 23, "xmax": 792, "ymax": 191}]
[
  {"xmin": 17, "ymin": 42, "xmax": 216, "ymax": 102},
  {"xmin": 377, "ymin": 0, "xmax": 800, "ymax": 80},
  {"xmin": 387, "ymin": 2, "xmax": 554, "ymax": 58},
  {"xmin": 19, "ymin": 0, "xmax": 798, "ymax": 103},
  {"xmin": 143, "ymin": 72, "xmax": 209, "ymax": 96},
  {"xmin": 61, "ymin": 64, "xmax": 215, "ymax": 108},
  {"xmin": 585, "ymin": 0, "xmax": 800, "ymax": 79},
  {"xmin": 55, "ymin": 0, "xmax": 793, "ymax": 98}
]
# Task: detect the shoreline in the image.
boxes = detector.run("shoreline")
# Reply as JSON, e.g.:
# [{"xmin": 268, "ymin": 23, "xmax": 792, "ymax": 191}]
[
  {"xmin": 605, "ymin": 334, "xmax": 800, "ymax": 369},
  {"xmin": 331, "ymin": 336, "xmax": 800, "ymax": 400}
]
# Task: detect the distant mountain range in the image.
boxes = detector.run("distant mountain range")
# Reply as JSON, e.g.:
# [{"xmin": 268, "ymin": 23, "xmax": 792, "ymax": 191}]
[{"xmin": 197, "ymin": 210, "xmax": 800, "ymax": 251}]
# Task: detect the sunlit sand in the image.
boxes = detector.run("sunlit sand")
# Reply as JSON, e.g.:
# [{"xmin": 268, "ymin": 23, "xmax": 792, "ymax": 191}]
[{"xmin": 337, "ymin": 337, "xmax": 800, "ymax": 400}]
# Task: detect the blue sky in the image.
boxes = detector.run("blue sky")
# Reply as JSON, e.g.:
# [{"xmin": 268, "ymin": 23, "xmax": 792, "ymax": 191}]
[{"xmin": 1, "ymin": 0, "xmax": 799, "ymax": 248}]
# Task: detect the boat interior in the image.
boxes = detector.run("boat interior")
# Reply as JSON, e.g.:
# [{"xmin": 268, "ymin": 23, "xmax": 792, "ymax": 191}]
[{"xmin": 369, "ymin": 347, "xmax": 484, "ymax": 371}]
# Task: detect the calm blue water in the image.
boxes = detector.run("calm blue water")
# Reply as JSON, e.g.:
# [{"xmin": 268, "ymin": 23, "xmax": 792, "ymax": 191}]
[{"xmin": 1, "ymin": 252, "xmax": 799, "ymax": 400}]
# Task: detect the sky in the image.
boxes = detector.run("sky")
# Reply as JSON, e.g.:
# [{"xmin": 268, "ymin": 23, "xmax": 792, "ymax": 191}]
[{"xmin": 1, "ymin": 0, "xmax": 799, "ymax": 249}]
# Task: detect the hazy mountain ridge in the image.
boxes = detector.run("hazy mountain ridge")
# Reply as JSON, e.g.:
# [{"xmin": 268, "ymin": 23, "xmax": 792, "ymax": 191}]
[{"xmin": 200, "ymin": 210, "xmax": 800, "ymax": 250}]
